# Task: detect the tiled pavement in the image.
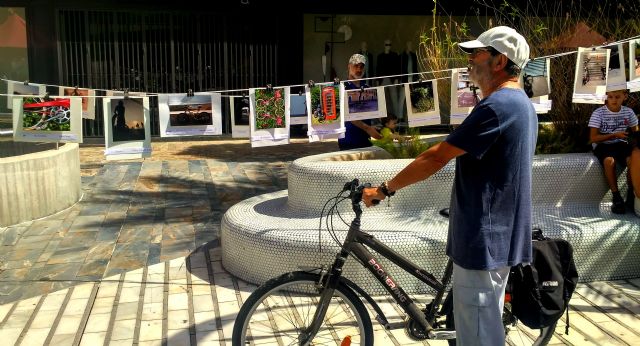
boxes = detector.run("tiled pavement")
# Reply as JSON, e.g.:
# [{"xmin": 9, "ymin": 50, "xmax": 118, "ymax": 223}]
[{"xmin": 1, "ymin": 137, "xmax": 640, "ymax": 345}]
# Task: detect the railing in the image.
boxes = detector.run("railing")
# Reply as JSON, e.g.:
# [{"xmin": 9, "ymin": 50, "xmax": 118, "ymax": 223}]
[{"xmin": 57, "ymin": 9, "xmax": 281, "ymax": 137}]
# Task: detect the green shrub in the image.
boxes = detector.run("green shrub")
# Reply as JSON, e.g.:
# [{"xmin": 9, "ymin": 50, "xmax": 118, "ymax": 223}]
[{"xmin": 372, "ymin": 128, "xmax": 440, "ymax": 158}]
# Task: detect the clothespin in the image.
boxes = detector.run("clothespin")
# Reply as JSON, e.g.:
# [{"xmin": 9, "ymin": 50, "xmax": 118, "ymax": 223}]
[
  {"xmin": 43, "ymin": 92, "xmax": 51, "ymax": 101},
  {"xmin": 333, "ymin": 78, "xmax": 340, "ymax": 85},
  {"xmin": 308, "ymin": 80, "xmax": 315, "ymax": 88},
  {"xmin": 123, "ymin": 88, "xmax": 129, "ymax": 99},
  {"xmin": 360, "ymin": 85, "xmax": 365, "ymax": 92},
  {"xmin": 73, "ymin": 86, "xmax": 80, "ymax": 96},
  {"xmin": 298, "ymin": 89, "xmax": 303, "ymax": 96},
  {"xmin": 265, "ymin": 84, "xmax": 273, "ymax": 93},
  {"xmin": 187, "ymin": 88, "xmax": 194, "ymax": 97},
  {"xmin": 23, "ymin": 80, "xmax": 29, "ymax": 85}
]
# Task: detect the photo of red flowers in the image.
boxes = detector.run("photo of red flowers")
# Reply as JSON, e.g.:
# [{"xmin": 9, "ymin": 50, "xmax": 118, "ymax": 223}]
[{"xmin": 254, "ymin": 88, "xmax": 286, "ymax": 130}]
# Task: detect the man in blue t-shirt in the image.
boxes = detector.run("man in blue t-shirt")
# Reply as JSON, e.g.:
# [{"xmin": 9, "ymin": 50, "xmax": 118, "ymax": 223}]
[
  {"xmin": 363, "ymin": 26, "xmax": 536, "ymax": 345},
  {"xmin": 338, "ymin": 54, "xmax": 382, "ymax": 150}
]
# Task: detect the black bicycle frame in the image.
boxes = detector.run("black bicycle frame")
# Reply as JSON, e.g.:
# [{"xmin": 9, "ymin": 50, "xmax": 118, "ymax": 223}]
[
  {"xmin": 311, "ymin": 208, "xmax": 453, "ymax": 339},
  {"xmin": 304, "ymin": 195, "xmax": 454, "ymax": 340}
]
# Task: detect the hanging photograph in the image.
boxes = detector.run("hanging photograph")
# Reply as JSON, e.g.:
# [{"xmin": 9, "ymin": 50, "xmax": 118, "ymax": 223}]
[
  {"xmin": 230, "ymin": 95, "xmax": 250, "ymax": 138},
  {"xmin": 521, "ymin": 58, "xmax": 552, "ymax": 114},
  {"xmin": 344, "ymin": 85, "xmax": 387, "ymax": 121},
  {"xmin": 103, "ymin": 97, "xmax": 151, "ymax": 160},
  {"xmin": 450, "ymin": 68, "xmax": 482, "ymax": 125},
  {"xmin": 59, "ymin": 86, "xmax": 96, "ymax": 119},
  {"xmin": 158, "ymin": 92, "xmax": 222, "ymax": 137},
  {"xmin": 289, "ymin": 86, "xmax": 308, "ymax": 125},
  {"xmin": 12, "ymin": 96, "xmax": 82, "ymax": 143},
  {"xmin": 306, "ymin": 82, "xmax": 345, "ymax": 142},
  {"xmin": 309, "ymin": 83, "xmax": 341, "ymax": 125},
  {"xmin": 7, "ymin": 81, "xmax": 46, "ymax": 109},
  {"xmin": 628, "ymin": 39, "xmax": 640, "ymax": 92},
  {"xmin": 522, "ymin": 58, "xmax": 550, "ymax": 98},
  {"xmin": 404, "ymin": 79, "xmax": 440, "ymax": 127},
  {"xmin": 572, "ymin": 47, "xmax": 609, "ymax": 103},
  {"xmin": 249, "ymin": 87, "xmax": 290, "ymax": 147},
  {"xmin": 606, "ymin": 44, "xmax": 626, "ymax": 92}
]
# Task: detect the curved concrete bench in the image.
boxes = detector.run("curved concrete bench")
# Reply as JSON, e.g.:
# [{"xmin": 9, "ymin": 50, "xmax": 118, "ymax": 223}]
[
  {"xmin": 221, "ymin": 147, "xmax": 640, "ymax": 294},
  {"xmin": 0, "ymin": 142, "xmax": 81, "ymax": 227}
]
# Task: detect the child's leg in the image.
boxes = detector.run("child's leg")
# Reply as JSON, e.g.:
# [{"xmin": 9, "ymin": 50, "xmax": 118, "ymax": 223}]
[{"xmin": 602, "ymin": 156, "xmax": 620, "ymax": 192}]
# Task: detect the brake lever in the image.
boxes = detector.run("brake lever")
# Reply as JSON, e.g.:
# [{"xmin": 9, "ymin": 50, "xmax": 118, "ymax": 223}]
[{"xmin": 344, "ymin": 178, "xmax": 359, "ymax": 192}]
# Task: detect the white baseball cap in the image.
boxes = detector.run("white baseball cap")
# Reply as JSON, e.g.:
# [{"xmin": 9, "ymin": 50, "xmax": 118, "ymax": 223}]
[
  {"xmin": 459, "ymin": 26, "xmax": 530, "ymax": 68},
  {"xmin": 349, "ymin": 54, "xmax": 367, "ymax": 65}
]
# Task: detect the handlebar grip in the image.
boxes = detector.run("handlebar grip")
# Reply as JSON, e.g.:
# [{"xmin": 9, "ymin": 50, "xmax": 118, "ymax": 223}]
[{"xmin": 372, "ymin": 199, "xmax": 380, "ymax": 205}]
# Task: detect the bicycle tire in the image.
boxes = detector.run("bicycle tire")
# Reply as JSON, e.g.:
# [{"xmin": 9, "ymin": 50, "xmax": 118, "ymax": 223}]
[
  {"xmin": 444, "ymin": 296, "xmax": 555, "ymax": 346},
  {"xmin": 232, "ymin": 271, "xmax": 373, "ymax": 346}
]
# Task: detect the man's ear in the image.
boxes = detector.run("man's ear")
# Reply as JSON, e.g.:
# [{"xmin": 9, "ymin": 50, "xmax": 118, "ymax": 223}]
[{"xmin": 493, "ymin": 54, "xmax": 508, "ymax": 71}]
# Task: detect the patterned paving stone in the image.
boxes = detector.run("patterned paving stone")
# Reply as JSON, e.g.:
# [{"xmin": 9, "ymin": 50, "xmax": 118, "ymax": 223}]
[{"xmin": 12, "ymin": 138, "xmax": 633, "ymax": 345}]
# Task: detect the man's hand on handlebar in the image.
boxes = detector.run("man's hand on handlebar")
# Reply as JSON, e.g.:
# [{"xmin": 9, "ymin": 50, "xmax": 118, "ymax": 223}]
[{"xmin": 362, "ymin": 186, "xmax": 386, "ymax": 207}]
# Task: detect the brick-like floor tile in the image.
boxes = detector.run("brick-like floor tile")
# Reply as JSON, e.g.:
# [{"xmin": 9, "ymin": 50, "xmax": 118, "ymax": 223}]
[
  {"xmin": 111, "ymin": 318, "xmax": 136, "ymax": 341},
  {"xmin": 138, "ymin": 319, "xmax": 163, "ymax": 342}
]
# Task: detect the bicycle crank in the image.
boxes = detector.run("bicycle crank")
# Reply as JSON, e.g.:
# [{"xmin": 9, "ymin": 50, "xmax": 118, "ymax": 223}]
[{"xmin": 404, "ymin": 318, "xmax": 430, "ymax": 340}]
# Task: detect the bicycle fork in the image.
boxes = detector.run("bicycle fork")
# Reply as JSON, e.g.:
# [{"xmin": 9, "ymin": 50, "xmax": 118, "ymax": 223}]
[{"xmin": 301, "ymin": 249, "xmax": 350, "ymax": 344}]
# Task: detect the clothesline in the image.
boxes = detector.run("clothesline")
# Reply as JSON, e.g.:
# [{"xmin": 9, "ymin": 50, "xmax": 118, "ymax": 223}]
[
  {"xmin": 2, "ymin": 33, "xmax": 639, "ymax": 97},
  {"xmin": 0, "ymin": 68, "xmax": 456, "ymax": 99}
]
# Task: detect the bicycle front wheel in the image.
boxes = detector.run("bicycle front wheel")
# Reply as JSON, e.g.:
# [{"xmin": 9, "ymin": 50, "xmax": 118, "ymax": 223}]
[{"xmin": 232, "ymin": 271, "xmax": 373, "ymax": 346}]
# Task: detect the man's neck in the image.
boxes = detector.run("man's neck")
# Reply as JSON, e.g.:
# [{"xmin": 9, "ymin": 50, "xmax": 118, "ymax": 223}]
[{"xmin": 480, "ymin": 76, "xmax": 520, "ymax": 97}]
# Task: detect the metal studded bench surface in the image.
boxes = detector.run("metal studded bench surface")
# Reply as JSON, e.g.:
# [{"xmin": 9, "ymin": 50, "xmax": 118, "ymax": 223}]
[{"xmin": 221, "ymin": 148, "xmax": 640, "ymax": 294}]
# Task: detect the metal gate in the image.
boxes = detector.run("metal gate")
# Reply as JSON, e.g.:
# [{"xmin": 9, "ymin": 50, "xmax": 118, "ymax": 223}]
[{"xmin": 57, "ymin": 9, "xmax": 280, "ymax": 137}]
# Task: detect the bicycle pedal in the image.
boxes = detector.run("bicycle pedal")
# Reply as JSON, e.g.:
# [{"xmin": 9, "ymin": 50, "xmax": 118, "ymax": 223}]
[{"xmin": 427, "ymin": 329, "xmax": 456, "ymax": 340}]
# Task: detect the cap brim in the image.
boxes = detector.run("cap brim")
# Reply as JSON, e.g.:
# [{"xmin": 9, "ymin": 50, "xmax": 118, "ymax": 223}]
[{"xmin": 458, "ymin": 40, "xmax": 486, "ymax": 53}]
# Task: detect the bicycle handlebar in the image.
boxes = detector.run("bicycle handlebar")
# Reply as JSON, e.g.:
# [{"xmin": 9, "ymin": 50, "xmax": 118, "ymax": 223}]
[{"xmin": 342, "ymin": 179, "xmax": 380, "ymax": 206}]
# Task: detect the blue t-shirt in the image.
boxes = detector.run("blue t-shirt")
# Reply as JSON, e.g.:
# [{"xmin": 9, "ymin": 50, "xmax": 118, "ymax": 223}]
[
  {"xmin": 445, "ymin": 88, "xmax": 537, "ymax": 270},
  {"xmin": 338, "ymin": 81, "xmax": 373, "ymax": 150}
]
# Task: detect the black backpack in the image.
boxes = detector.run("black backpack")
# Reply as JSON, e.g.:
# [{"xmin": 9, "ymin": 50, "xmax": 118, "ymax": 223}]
[{"xmin": 509, "ymin": 229, "xmax": 579, "ymax": 333}]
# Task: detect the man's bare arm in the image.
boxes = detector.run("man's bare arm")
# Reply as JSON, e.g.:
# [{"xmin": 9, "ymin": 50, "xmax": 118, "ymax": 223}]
[
  {"xmin": 362, "ymin": 141, "xmax": 466, "ymax": 206},
  {"xmin": 351, "ymin": 120, "xmax": 383, "ymax": 139}
]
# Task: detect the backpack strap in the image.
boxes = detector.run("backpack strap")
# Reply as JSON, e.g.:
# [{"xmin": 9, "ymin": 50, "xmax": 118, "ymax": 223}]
[
  {"xmin": 565, "ymin": 306, "xmax": 570, "ymax": 334},
  {"xmin": 532, "ymin": 227, "xmax": 545, "ymax": 240},
  {"xmin": 564, "ymin": 286, "xmax": 571, "ymax": 334}
]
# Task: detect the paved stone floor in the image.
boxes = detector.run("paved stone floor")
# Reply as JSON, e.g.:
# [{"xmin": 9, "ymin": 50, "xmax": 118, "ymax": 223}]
[{"xmin": 1, "ymin": 137, "xmax": 640, "ymax": 345}]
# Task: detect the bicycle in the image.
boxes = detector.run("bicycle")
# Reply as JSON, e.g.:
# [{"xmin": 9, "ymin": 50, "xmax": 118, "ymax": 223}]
[{"xmin": 232, "ymin": 179, "xmax": 557, "ymax": 345}]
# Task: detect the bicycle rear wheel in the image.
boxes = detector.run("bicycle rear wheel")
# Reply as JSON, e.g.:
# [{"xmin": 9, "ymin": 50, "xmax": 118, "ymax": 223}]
[{"xmin": 233, "ymin": 271, "xmax": 373, "ymax": 346}]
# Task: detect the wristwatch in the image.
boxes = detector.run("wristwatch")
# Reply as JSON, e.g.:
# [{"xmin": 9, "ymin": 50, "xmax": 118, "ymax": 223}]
[{"xmin": 379, "ymin": 181, "xmax": 396, "ymax": 197}]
